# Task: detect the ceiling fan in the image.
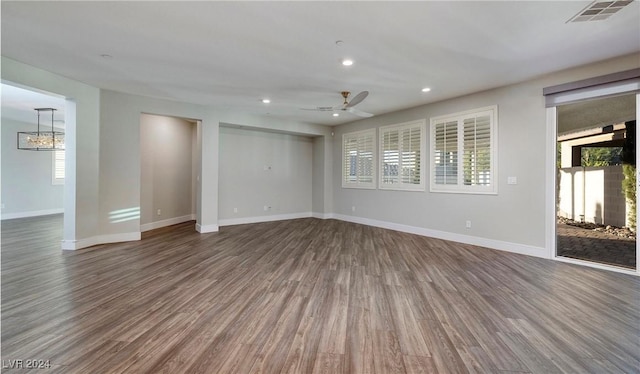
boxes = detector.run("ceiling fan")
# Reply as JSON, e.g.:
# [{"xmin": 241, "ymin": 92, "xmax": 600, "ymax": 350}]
[{"xmin": 302, "ymin": 91, "xmax": 374, "ymax": 118}]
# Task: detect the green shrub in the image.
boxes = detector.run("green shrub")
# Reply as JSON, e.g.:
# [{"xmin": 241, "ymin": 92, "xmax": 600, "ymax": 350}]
[{"xmin": 623, "ymin": 164, "xmax": 636, "ymax": 230}]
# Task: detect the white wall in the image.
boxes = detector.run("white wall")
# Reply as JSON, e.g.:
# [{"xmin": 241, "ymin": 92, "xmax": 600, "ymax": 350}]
[
  {"xmin": 7, "ymin": 51, "xmax": 633, "ymax": 254},
  {"xmin": 331, "ymin": 53, "xmax": 640, "ymax": 257},
  {"xmin": 2, "ymin": 58, "xmax": 331, "ymax": 249},
  {"xmin": 1, "ymin": 118, "xmax": 64, "ymax": 218},
  {"xmin": 558, "ymin": 165, "xmax": 626, "ymax": 227},
  {"xmin": 99, "ymin": 89, "xmax": 331, "ymax": 239},
  {"xmin": 140, "ymin": 114, "xmax": 196, "ymax": 230},
  {"xmin": 219, "ymin": 126, "xmax": 313, "ymax": 224}
]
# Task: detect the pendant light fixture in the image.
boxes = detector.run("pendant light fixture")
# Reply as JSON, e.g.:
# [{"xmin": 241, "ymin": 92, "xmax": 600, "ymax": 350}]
[{"xmin": 17, "ymin": 108, "xmax": 65, "ymax": 151}]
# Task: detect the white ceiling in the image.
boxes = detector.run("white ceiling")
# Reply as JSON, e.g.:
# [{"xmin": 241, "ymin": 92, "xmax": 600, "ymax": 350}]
[
  {"xmin": 1, "ymin": 1, "xmax": 639, "ymax": 126},
  {"xmin": 1, "ymin": 84, "xmax": 65, "ymax": 127}
]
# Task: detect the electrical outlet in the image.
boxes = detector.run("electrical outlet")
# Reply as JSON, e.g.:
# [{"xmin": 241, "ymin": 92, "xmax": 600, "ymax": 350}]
[
  {"xmin": 264, "ymin": 205, "xmax": 271, "ymax": 211},
  {"xmin": 233, "ymin": 208, "xmax": 238, "ymax": 213},
  {"xmin": 466, "ymin": 220, "xmax": 472, "ymax": 229},
  {"xmin": 351, "ymin": 206, "xmax": 356, "ymax": 212},
  {"xmin": 157, "ymin": 209, "xmax": 162, "ymax": 216}
]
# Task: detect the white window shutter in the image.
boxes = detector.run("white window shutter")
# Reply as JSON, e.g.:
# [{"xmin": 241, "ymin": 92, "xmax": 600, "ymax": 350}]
[
  {"xmin": 381, "ymin": 128, "xmax": 399, "ymax": 185},
  {"xmin": 433, "ymin": 120, "xmax": 458, "ymax": 186},
  {"xmin": 357, "ymin": 132, "xmax": 374, "ymax": 184},
  {"xmin": 380, "ymin": 120, "xmax": 426, "ymax": 191},
  {"xmin": 463, "ymin": 114, "xmax": 491, "ymax": 186},
  {"xmin": 430, "ymin": 106, "xmax": 497, "ymax": 194},
  {"xmin": 342, "ymin": 129, "xmax": 376, "ymax": 189},
  {"xmin": 52, "ymin": 150, "xmax": 65, "ymax": 185}
]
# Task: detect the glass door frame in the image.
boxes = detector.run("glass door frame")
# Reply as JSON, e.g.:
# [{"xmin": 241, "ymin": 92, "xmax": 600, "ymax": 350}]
[{"xmin": 544, "ymin": 70, "xmax": 640, "ymax": 275}]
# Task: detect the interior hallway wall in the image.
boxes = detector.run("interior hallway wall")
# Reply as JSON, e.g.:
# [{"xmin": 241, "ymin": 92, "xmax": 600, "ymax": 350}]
[
  {"xmin": 140, "ymin": 114, "xmax": 196, "ymax": 230},
  {"xmin": 218, "ymin": 126, "xmax": 313, "ymax": 223}
]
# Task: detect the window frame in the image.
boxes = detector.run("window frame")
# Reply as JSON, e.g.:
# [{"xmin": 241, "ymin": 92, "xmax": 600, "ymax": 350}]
[
  {"xmin": 429, "ymin": 105, "xmax": 498, "ymax": 194},
  {"xmin": 52, "ymin": 150, "xmax": 65, "ymax": 185},
  {"xmin": 379, "ymin": 119, "xmax": 426, "ymax": 191},
  {"xmin": 342, "ymin": 128, "xmax": 377, "ymax": 189}
]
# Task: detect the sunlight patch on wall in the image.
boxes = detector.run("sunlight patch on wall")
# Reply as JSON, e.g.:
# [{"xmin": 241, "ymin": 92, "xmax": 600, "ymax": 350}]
[{"xmin": 110, "ymin": 207, "xmax": 140, "ymax": 223}]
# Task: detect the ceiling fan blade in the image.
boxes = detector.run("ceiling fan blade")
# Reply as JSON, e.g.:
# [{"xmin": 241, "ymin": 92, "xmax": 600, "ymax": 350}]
[
  {"xmin": 346, "ymin": 107, "xmax": 374, "ymax": 118},
  {"xmin": 300, "ymin": 106, "xmax": 334, "ymax": 111},
  {"xmin": 345, "ymin": 91, "xmax": 369, "ymax": 108}
]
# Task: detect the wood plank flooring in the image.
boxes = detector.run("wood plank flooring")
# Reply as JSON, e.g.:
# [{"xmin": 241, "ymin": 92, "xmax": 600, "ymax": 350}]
[{"xmin": 2, "ymin": 214, "xmax": 639, "ymax": 373}]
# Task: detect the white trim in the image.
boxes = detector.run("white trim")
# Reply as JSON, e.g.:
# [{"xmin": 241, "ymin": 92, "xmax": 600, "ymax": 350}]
[
  {"xmin": 140, "ymin": 214, "xmax": 195, "ymax": 232},
  {"xmin": 219, "ymin": 212, "xmax": 313, "ymax": 227},
  {"xmin": 312, "ymin": 212, "xmax": 335, "ymax": 219},
  {"xmin": 1, "ymin": 208, "xmax": 64, "ymax": 220},
  {"xmin": 554, "ymin": 256, "xmax": 638, "ymax": 276},
  {"xmin": 61, "ymin": 232, "xmax": 141, "ymax": 250},
  {"xmin": 332, "ymin": 214, "xmax": 546, "ymax": 259},
  {"xmin": 196, "ymin": 223, "xmax": 219, "ymax": 233},
  {"xmin": 636, "ymin": 93, "xmax": 640, "ymax": 273},
  {"xmin": 545, "ymin": 107, "xmax": 557, "ymax": 260}
]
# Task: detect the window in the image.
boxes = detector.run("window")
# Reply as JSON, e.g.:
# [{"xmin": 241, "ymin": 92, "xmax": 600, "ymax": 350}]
[
  {"xmin": 430, "ymin": 105, "xmax": 497, "ymax": 194},
  {"xmin": 379, "ymin": 119, "xmax": 426, "ymax": 191},
  {"xmin": 342, "ymin": 129, "xmax": 376, "ymax": 189},
  {"xmin": 52, "ymin": 150, "xmax": 65, "ymax": 185}
]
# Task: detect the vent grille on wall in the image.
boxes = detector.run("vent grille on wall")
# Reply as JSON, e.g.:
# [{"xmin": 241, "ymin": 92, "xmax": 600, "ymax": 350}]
[{"xmin": 567, "ymin": 0, "xmax": 634, "ymax": 22}]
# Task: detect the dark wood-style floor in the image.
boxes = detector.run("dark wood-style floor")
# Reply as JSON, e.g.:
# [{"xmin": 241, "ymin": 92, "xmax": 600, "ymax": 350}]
[{"xmin": 2, "ymin": 214, "xmax": 639, "ymax": 373}]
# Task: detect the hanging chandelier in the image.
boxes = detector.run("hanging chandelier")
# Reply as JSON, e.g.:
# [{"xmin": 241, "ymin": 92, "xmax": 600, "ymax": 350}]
[{"xmin": 17, "ymin": 108, "xmax": 65, "ymax": 151}]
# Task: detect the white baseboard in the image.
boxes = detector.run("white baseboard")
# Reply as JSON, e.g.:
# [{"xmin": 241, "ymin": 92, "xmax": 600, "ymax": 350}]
[
  {"xmin": 61, "ymin": 232, "xmax": 141, "ymax": 251},
  {"xmin": 140, "ymin": 214, "xmax": 195, "ymax": 232},
  {"xmin": 219, "ymin": 212, "xmax": 313, "ymax": 227},
  {"xmin": 1, "ymin": 208, "xmax": 64, "ymax": 220},
  {"xmin": 553, "ymin": 256, "xmax": 638, "ymax": 276},
  {"xmin": 312, "ymin": 212, "xmax": 335, "ymax": 219},
  {"xmin": 332, "ymin": 214, "xmax": 547, "ymax": 259},
  {"xmin": 196, "ymin": 223, "xmax": 219, "ymax": 233}
]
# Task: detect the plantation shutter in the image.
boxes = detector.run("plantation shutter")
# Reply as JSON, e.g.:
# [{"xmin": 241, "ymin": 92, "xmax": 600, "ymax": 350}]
[
  {"xmin": 380, "ymin": 120, "xmax": 425, "ymax": 190},
  {"xmin": 357, "ymin": 132, "xmax": 374, "ymax": 184},
  {"xmin": 431, "ymin": 106, "xmax": 497, "ymax": 194},
  {"xmin": 381, "ymin": 128, "xmax": 399, "ymax": 185},
  {"xmin": 342, "ymin": 129, "xmax": 376, "ymax": 188},
  {"xmin": 463, "ymin": 113, "xmax": 491, "ymax": 186},
  {"xmin": 54, "ymin": 150, "xmax": 65, "ymax": 179},
  {"xmin": 343, "ymin": 136, "xmax": 358, "ymax": 184},
  {"xmin": 433, "ymin": 120, "xmax": 458, "ymax": 185}
]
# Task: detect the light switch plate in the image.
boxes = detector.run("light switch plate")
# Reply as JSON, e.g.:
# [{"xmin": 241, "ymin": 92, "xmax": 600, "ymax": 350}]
[{"xmin": 507, "ymin": 176, "xmax": 517, "ymax": 185}]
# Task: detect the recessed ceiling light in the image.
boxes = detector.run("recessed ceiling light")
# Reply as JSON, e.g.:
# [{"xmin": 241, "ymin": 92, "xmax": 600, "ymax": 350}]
[
  {"xmin": 100, "ymin": 54, "xmax": 113, "ymax": 59},
  {"xmin": 262, "ymin": 99, "xmax": 271, "ymax": 104},
  {"xmin": 342, "ymin": 59, "xmax": 354, "ymax": 66},
  {"xmin": 333, "ymin": 113, "xmax": 339, "ymax": 117},
  {"xmin": 421, "ymin": 87, "xmax": 431, "ymax": 92}
]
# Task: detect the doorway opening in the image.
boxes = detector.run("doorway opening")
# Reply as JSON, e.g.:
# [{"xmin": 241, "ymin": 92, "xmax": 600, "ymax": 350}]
[
  {"xmin": 1, "ymin": 83, "xmax": 69, "ymax": 245},
  {"xmin": 555, "ymin": 94, "xmax": 637, "ymax": 270},
  {"xmin": 139, "ymin": 113, "xmax": 198, "ymax": 232}
]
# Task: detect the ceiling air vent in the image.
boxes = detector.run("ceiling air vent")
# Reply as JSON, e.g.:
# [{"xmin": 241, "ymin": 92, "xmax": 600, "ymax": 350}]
[{"xmin": 567, "ymin": 0, "xmax": 634, "ymax": 22}]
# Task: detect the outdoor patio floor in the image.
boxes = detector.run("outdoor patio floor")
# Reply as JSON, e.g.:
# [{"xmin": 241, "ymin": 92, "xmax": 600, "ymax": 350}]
[{"xmin": 557, "ymin": 223, "xmax": 636, "ymax": 269}]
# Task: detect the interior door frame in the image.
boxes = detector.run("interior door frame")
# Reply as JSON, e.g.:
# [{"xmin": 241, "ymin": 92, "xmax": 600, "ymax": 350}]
[{"xmin": 545, "ymin": 70, "xmax": 640, "ymax": 275}]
